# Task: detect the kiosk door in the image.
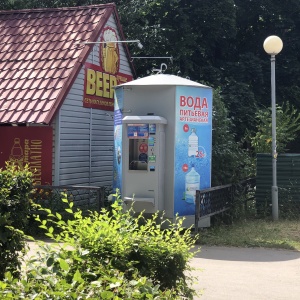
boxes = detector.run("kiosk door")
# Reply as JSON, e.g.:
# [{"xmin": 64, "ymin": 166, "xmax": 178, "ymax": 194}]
[{"xmin": 122, "ymin": 116, "xmax": 167, "ymax": 213}]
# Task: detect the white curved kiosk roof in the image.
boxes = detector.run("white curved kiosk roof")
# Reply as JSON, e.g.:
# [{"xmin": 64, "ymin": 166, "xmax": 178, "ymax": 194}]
[{"xmin": 117, "ymin": 74, "xmax": 210, "ymax": 88}]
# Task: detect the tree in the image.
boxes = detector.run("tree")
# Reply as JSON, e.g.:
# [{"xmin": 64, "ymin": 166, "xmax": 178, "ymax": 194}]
[
  {"xmin": 3, "ymin": 0, "xmax": 300, "ymax": 177},
  {"xmin": 212, "ymin": 88, "xmax": 252, "ymax": 185},
  {"xmin": 0, "ymin": 0, "xmax": 88, "ymax": 9},
  {"xmin": 230, "ymin": 0, "xmax": 300, "ymax": 139},
  {"xmin": 245, "ymin": 102, "xmax": 300, "ymax": 154}
]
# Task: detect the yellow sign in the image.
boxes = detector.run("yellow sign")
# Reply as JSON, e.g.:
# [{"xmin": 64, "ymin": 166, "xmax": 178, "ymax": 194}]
[
  {"xmin": 83, "ymin": 27, "xmax": 132, "ymax": 111},
  {"xmin": 100, "ymin": 27, "xmax": 120, "ymax": 75}
]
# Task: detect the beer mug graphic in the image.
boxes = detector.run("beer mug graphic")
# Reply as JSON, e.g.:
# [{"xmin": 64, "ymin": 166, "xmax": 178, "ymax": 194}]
[{"xmin": 100, "ymin": 27, "xmax": 119, "ymax": 75}]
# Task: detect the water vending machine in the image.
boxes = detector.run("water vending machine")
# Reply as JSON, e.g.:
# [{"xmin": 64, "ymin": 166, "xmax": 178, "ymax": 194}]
[{"xmin": 113, "ymin": 73, "xmax": 212, "ymax": 227}]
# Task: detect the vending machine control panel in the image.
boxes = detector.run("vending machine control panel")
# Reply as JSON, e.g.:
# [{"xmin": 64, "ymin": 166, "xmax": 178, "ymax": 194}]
[{"xmin": 122, "ymin": 116, "xmax": 167, "ymax": 213}]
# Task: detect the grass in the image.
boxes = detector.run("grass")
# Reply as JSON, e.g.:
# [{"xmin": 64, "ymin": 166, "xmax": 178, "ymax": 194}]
[{"xmin": 197, "ymin": 219, "xmax": 300, "ymax": 251}]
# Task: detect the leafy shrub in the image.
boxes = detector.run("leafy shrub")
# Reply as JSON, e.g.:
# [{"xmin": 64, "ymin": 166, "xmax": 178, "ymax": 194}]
[
  {"xmin": 31, "ymin": 187, "xmax": 68, "ymax": 213},
  {"xmin": 0, "ymin": 162, "xmax": 33, "ymax": 280},
  {"xmin": 27, "ymin": 185, "xmax": 113, "ymax": 236},
  {"xmin": 212, "ymin": 88, "xmax": 252, "ymax": 185},
  {"xmin": 0, "ymin": 193, "xmax": 199, "ymax": 299},
  {"xmin": 26, "ymin": 187, "xmax": 70, "ymax": 237},
  {"xmin": 2, "ymin": 259, "xmax": 172, "ymax": 299},
  {"xmin": 246, "ymin": 102, "xmax": 300, "ymax": 154}
]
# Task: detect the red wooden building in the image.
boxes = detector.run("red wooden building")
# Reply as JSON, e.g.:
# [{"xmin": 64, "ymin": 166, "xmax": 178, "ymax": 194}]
[{"xmin": 0, "ymin": 4, "xmax": 135, "ymax": 186}]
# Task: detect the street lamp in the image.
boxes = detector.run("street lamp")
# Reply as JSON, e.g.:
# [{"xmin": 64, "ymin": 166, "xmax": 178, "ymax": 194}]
[{"xmin": 263, "ymin": 35, "xmax": 283, "ymax": 221}]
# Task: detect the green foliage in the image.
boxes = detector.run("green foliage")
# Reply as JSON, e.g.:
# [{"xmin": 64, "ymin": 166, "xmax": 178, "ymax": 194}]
[
  {"xmin": 27, "ymin": 185, "xmax": 113, "ymax": 236},
  {"xmin": 221, "ymin": 79, "xmax": 258, "ymax": 139},
  {"xmin": 246, "ymin": 102, "xmax": 300, "ymax": 154},
  {"xmin": 3, "ymin": 1, "xmax": 300, "ymax": 145},
  {"xmin": 1, "ymin": 263, "xmax": 170, "ymax": 299},
  {"xmin": 0, "ymin": 193, "xmax": 199, "ymax": 299},
  {"xmin": 0, "ymin": 162, "xmax": 33, "ymax": 280},
  {"xmin": 31, "ymin": 187, "xmax": 67, "ymax": 213},
  {"xmin": 212, "ymin": 88, "xmax": 252, "ymax": 185},
  {"xmin": 26, "ymin": 187, "xmax": 70, "ymax": 237}
]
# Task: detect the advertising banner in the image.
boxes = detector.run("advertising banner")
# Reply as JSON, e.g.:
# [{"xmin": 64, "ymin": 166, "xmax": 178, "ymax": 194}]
[
  {"xmin": 174, "ymin": 86, "xmax": 213, "ymax": 216},
  {"xmin": 0, "ymin": 127, "xmax": 53, "ymax": 185},
  {"xmin": 83, "ymin": 26, "xmax": 132, "ymax": 111},
  {"xmin": 113, "ymin": 88, "xmax": 124, "ymax": 194}
]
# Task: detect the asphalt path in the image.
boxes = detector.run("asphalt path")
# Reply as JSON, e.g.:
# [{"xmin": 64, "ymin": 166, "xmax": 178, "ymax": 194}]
[
  {"xmin": 192, "ymin": 245, "xmax": 300, "ymax": 300},
  {"xmin": 25, "ymin": 242, "xmax": 300, "ymax": 299}
]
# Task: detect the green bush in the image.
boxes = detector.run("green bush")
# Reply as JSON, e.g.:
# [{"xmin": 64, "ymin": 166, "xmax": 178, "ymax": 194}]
[
  {"xmin": 0, "ymin": 193, "xmax": 199, "ymax": 299},
  {"xmin": 212, "ymin": 88, "xmax": 252, "ymax": 185},
  {"xmin": 27, "ymin": 185, "xmax": 113, "ymax": 236},
  {"xmin": 26, "ymin": 187, "xmax": 70, "ymax": 237},
  {"xmin": 0, "ymin": 162, "xmax": 33, "ymax": 280},
  {"xmin": 245, "ymin": 102, "xmax": 300, "ymax": 155}
]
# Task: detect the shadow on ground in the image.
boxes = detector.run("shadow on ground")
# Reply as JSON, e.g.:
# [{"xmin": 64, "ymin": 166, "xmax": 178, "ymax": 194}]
[{"xmin": 192, "ymin": 245, "xmax": 300, "ymax": 262}]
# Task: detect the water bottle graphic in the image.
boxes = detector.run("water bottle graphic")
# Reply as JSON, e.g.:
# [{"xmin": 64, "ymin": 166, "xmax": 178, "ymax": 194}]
[
  {"xmin": 9, "ymin": 138, "xmax": 24, "ymax": 167},
  {"xmin": 185, "ymin": 164, "xmax": 200, "ymax": 204},
  {"xmin": 117, "ymin": 146, "xmax": 121, "ymax": 164},
  {"xmin": 188, "ymin": 128, "xmax": 198, "ymax": 157}
]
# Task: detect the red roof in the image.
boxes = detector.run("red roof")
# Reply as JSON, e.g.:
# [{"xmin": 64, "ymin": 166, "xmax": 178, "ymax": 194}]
[{"xmin": 0, "ymin": 4, "xmax": 132, "ymax": 124}]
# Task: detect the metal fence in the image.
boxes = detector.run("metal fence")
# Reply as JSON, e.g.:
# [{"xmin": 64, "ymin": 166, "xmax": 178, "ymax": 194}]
[
  {"xmin": 195, "ymin": 178, "xmax": 256, "ymax": 232},
  {"xmin": 256, "ymin": 154, "xmax": 300, "ymax": 218},
  {"xmin": 31, "ymin": 185, "xmax": 112, "ymax": 214},
  {"xmin": 257, "ymin": 185, "xmax": 300, "ymax": 218}
]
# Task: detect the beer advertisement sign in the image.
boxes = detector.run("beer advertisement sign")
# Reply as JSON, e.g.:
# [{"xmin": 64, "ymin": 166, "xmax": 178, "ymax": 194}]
[
  {"xmin": 0, "ymin": 127, "xmax": 53, "ymax": 185},
  {"xmin": 83, "ymin": 26, "xmax": 132, "ymax": 111}
]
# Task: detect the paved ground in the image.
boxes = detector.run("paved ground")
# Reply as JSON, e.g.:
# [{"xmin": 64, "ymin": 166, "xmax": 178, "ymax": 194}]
[
  {"xmin": 25, "ymin": 242, "xmax": 300, "ymax": 299},
  {"xmin": 192, "ymin": 245, "xmax": 300, "ymax": 300}
]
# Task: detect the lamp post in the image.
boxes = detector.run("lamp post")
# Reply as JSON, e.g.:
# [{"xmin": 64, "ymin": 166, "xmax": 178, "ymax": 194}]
[{"xmin": 263, "ymin": 35, "xmax": 283, "ymax": 221}]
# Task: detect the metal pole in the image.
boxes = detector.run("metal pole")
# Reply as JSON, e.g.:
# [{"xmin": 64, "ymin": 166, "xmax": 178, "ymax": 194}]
[
  {"xmin": 271, "ymin": 54, "xmax": 279, "ymax": 220},
  {"xmin": 195, "ymin": 190, "xmax": 200, "ymax": 234}
]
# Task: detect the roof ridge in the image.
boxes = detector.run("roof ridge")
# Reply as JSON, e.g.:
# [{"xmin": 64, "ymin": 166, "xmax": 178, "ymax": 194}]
[
  {"xmin": 0, "ymin": 3, "xmax": 135, "ymax": 124},
  {"xmin": 0, "ymin": 3, "xmax": 115, "ymax": 15}
]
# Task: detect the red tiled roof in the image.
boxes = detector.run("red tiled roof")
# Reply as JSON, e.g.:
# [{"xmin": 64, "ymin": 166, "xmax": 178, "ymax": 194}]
[{"xmin": 0, "ymin": 4, "xmax": 130, "ymax": 124}]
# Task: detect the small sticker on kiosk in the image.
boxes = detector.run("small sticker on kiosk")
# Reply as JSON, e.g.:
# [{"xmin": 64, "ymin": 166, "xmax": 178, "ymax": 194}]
[
  {"xmin": 148, "ymin": 137, "xmax": 155, "ymax": 146},
  {"xmin": 148, "ymin": 155, "xmax": 156, "ymax": 162},
  {"xmin": 150, "ymin": 166, "xmax": 155, "ymax": 171},
  {"xmin": 149, "ymin": 124, "xmax": 156, "ymax": 134}
]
